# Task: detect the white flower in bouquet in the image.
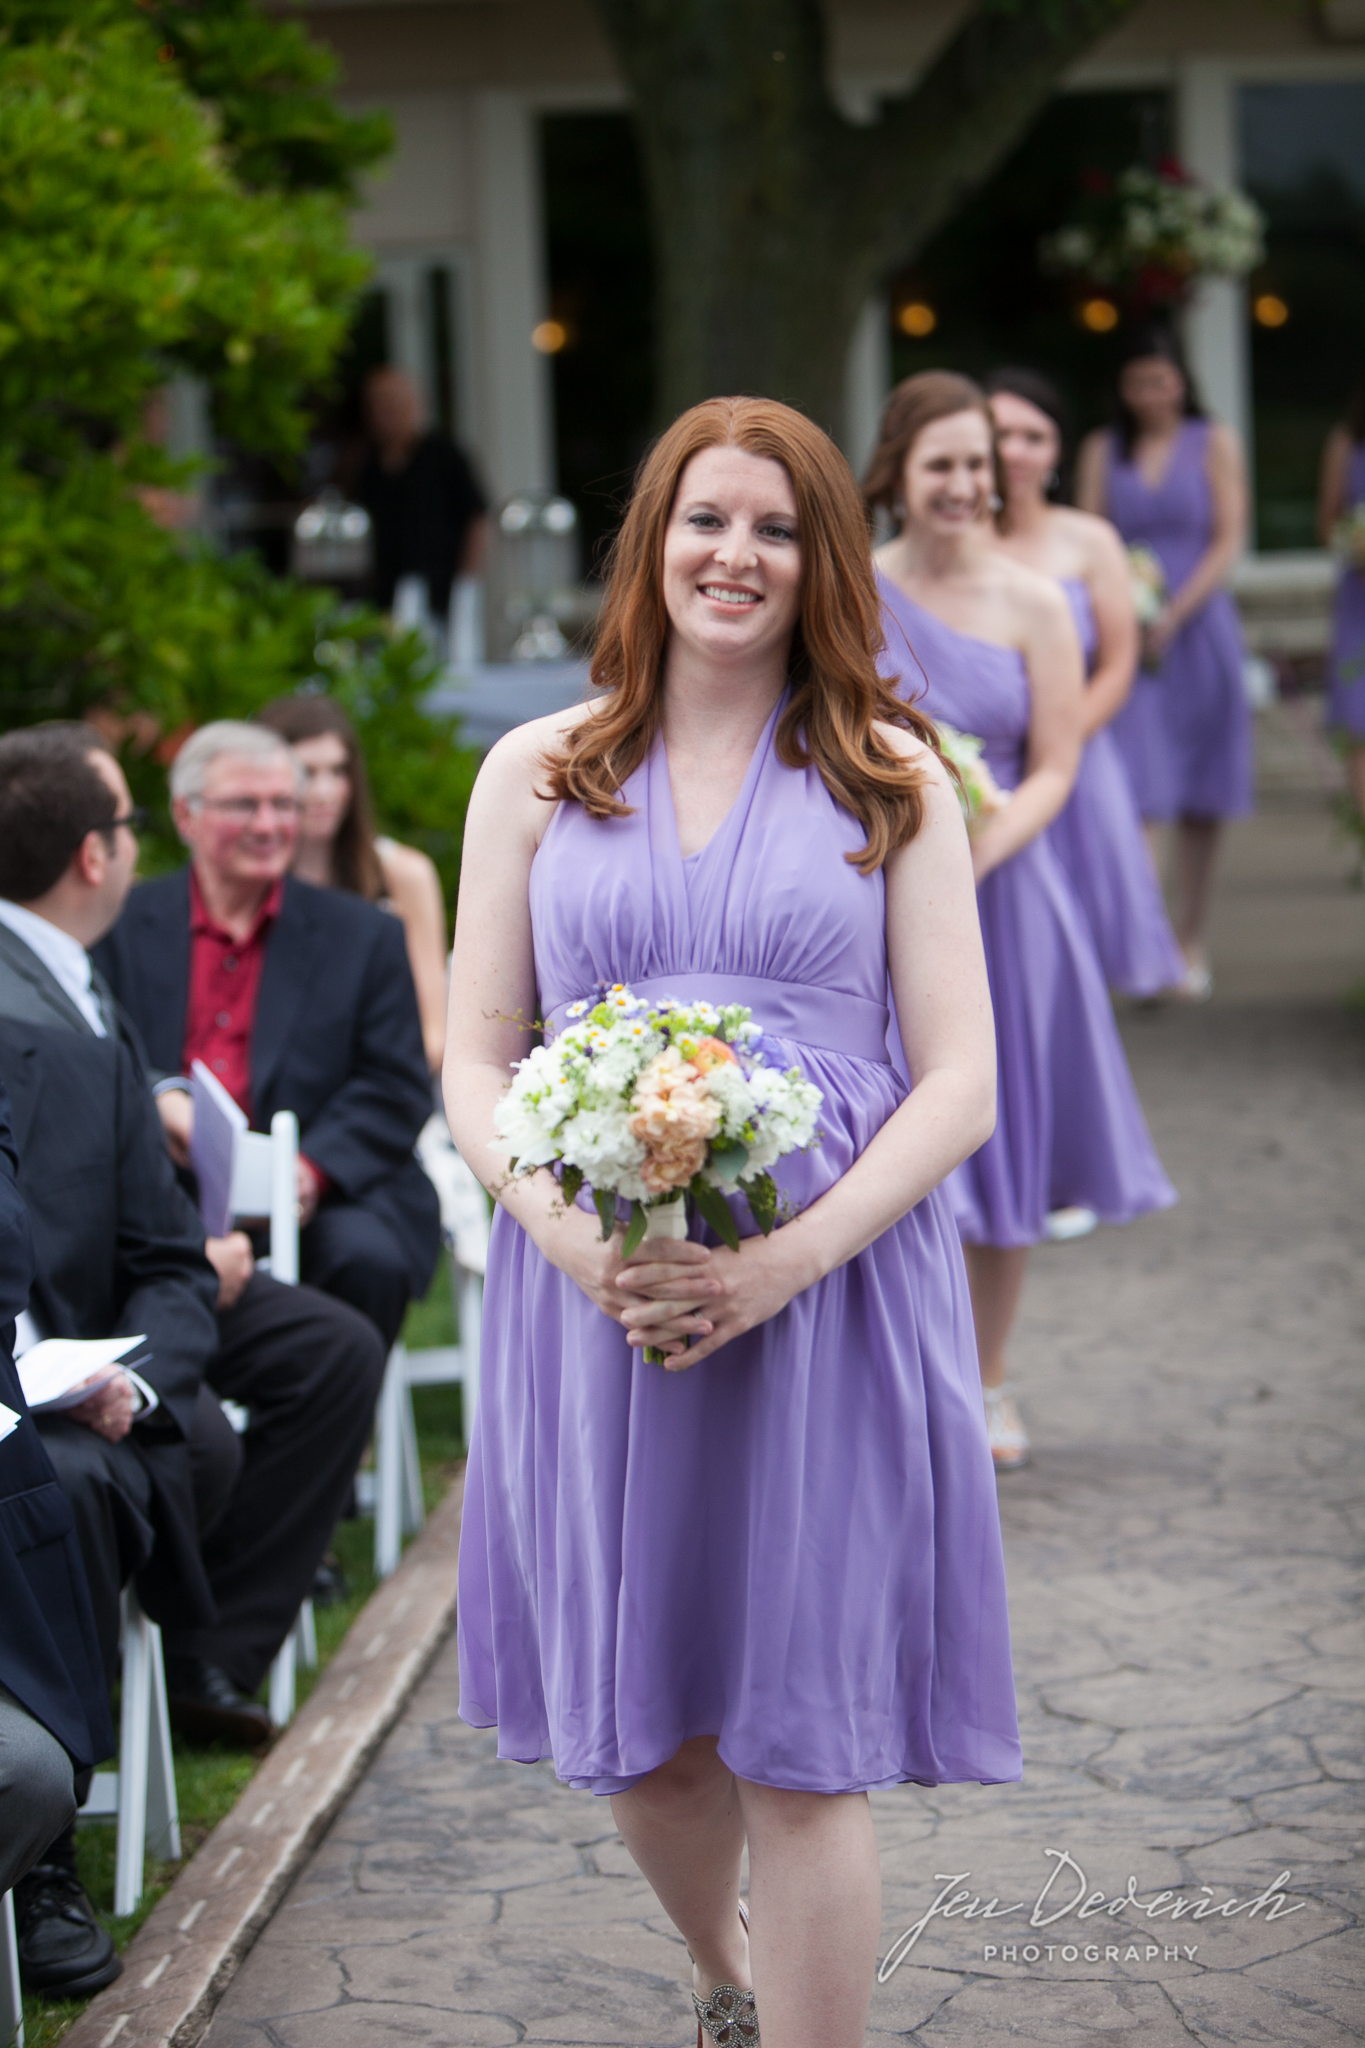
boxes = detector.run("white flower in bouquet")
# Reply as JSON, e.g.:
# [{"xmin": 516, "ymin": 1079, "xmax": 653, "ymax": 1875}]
[
  {"xmin": 933, "ymin": 722, "xmax": 1009, "ymax": 832},
  {"xmin": 1127, "ymin": 545, "xmax": 1167, "ymax": 627},
  {"xmin": 493, "ymin": 989, "xmax": 824, "ymax": 1358}
]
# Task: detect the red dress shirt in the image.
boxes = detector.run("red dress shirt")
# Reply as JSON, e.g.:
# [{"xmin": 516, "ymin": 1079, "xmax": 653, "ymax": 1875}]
[{"xmin": 181, "ymin": 871, "xmax": 283, "ymax": 1120}]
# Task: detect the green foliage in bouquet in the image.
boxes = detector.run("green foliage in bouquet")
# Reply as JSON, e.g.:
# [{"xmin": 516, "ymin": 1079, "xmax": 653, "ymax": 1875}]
[{"xmin": 0, "ymin": 2, "xmax": 478, "ymax": 904}]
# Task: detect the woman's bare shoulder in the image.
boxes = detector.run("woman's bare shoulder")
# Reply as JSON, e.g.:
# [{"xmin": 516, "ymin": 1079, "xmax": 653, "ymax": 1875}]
[
  {"xmin": 991, "ymin": 546, "xmax": 1073, "ymax": 630},
  {"xmin": 873, "ymin": 718, "xmax": 951, "ymax": 785},
  {"xmin": 377, "ymin": 835, "xmax": 442, "ymax": 900},
  {"xmin": 1056, "ymin": 503, "xmax": 1128, "ymax": 573},
  {"xmin": 476, "ymin": 699, "xmax": 599, "ymax": 789}
]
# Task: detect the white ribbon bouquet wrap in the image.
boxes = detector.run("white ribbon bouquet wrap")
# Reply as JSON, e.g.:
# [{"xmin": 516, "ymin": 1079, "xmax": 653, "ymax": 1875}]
[{"xmin": 494, "ymin": 988, "xmax": 822, "ymax": 1364}]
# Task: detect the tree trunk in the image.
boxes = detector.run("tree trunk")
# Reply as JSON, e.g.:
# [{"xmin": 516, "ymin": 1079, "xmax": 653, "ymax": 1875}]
[{"xmin": 593, "ymin": 0, "xmax": 1142, "ymax": 439}]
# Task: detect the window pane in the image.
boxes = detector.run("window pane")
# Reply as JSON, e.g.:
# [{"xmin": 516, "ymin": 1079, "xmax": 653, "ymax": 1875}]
[{"xmin": 1239, "ymin": 83, "xmax": 1365, "ymax": 550}]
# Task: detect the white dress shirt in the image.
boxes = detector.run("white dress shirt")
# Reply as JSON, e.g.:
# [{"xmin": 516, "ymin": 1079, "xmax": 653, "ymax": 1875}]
[{"xmin": 0, "ymin": 898, "xmax": 106, "ymax": 1036}]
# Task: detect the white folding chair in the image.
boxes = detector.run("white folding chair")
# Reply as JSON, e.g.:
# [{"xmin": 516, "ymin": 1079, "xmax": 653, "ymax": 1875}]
[
  {"xmin": 1, "ymin": 1887, "xmax": 21, "ymax": 2048},
  {"xmin": 229, "ymin": 1110, "xmax": 299, "ymax": 1285},
  {"xmin": 224, "ymin": 1112, "xmax": 313, "ymax": 1724},
  {"xmin": 79, "ymin": 1587, "xmax": 179, "ymax": 1917},
  {"xmin": 368, "ymin": 1122, "xmax": 488, "ymax": 1577},
  {"xmin": 265, "ymin": 1598, "xmax": 318, "ymax": 1730}
]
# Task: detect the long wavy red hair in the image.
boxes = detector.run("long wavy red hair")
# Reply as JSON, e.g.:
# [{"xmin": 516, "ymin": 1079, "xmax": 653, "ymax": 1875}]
[{"xmin": 541, "ymin": 396, "xmax": 948, "ymax": 873}]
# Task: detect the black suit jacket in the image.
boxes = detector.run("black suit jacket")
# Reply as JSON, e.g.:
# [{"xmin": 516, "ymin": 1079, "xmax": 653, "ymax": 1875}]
[
  {"xmin": 94, "ymin": 870, "xmax": 440, "ymax": 1295},
  {"xmin": 0, "ymin": 1079, "xmax": 115, "ymax": 1770},
  {"xmin": 0, "ymin": 1021, "xmax": 221, "ymax": 1632}
]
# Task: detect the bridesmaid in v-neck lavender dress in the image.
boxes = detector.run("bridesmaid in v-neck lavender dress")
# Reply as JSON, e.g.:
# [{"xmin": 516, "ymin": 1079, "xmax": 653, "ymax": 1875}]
[
  {"xmin": 1077, "ymin": 329, "xmax": 1253, "ymax": 999},
  {"xmin": 447, "ymin": 398, "xmax": 1018, "ymax": 2048}
]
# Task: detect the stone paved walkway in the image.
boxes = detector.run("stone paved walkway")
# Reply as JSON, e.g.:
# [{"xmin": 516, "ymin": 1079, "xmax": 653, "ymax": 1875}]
[{"xmin": 202, "ymin": 793, "xmax": 1365, "ymax": 2048}]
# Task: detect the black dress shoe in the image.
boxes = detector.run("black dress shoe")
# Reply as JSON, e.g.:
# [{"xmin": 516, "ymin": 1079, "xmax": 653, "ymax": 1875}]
[
  {"xmin": 15, "ymin": 1860, "xmax": 122, "ymax": 1997},
  {"xmin": 165, "ymin": 1656, "xmax": 272, "ymax": 1748},
  {"xmin": 310, "ymin": 1553, "xmax": 349, "ymax": 1607}
]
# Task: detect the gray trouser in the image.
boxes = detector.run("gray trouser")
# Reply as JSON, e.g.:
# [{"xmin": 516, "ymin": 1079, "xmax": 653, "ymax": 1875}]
[{"xmin": 0, "ymin": 1686, "xmax": 75, "ymax": 1893}]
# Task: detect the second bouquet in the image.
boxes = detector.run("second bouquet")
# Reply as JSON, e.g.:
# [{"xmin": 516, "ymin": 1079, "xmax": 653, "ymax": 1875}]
[{"xmin": 494, "ymin": 988, "xmax": 823, "ymax": 1354}]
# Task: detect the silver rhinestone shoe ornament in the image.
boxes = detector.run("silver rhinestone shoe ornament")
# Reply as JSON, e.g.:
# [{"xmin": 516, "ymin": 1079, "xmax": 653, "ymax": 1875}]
[{"xmin": 692, "ymin": 1982, "xmax": 759, "ymax": 2047}]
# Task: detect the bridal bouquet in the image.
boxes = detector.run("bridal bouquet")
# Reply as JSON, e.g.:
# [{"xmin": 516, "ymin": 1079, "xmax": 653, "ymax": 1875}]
[
  {"xmin": 1127, "ymin": 544, "xmax": 1167, "ymax": 627},
  {"xmin": 935, "ymin": 722, "xmax": 1008, "ymax": 830},
  {"xmin": 495, "ymin": 990, "xmax": 822, "ymax": 1355}
]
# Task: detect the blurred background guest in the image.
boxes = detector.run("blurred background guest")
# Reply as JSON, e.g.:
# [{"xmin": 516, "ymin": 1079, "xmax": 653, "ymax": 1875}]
[
  {"xmin": 1317, "ymin": 379, "xmax": 1365, "ymax": 856},
  {"xmin": 1076, "ymin": 327, "xmax": 1253, "ymax": 1001},
  {"xmin": 986, "ymin": 367, "xmax": 1184, "ymax": 1000},
  {"xmin": 94, "ymin": 721, "xmax": 440, "ymax": 1351},
  {"xmin": 254, "ymin": 696, "xmax": 448, "ymax": 1075},
  {"xmin": 357, "ymin": 365, "xmax": 488, "ymax": 628}
]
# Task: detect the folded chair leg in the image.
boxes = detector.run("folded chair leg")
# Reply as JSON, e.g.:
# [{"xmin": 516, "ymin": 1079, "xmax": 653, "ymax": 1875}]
[
  {"xmin": 374, "ymin": 1346, "xmax": 406, "ymax": 1579},
  {"xmin": 115, "ymin": 1592, "xmax": 151, "ymax": 1918},
  {"xmin": 296, "ymin": 1598, "xmax": 317, "ymax": 1669},
  {"xmin": 145, "ymin": 1621, "xmax": 180, "ymax": 1864},
  {"xmin": 268, "ymin": 1627, "xmax": 297, "ymax": 1730},
  {"xmin": 1, "ymin": 1890, "xmax": 22, "ymax": 2048}
]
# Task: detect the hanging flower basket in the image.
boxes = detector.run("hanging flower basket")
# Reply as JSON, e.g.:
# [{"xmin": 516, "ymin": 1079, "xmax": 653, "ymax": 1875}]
[{"xmin": 1040, "ymin": 158, "xmax": 1264, "ymax": 314}]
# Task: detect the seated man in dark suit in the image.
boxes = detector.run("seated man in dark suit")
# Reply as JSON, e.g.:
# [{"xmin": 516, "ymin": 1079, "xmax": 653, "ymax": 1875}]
[
  {"xmin": 0, "ymin": 1079, "xmax": 121, "ymax": 1995},
  {"xmin": 0, "ymin": 724, "xmax": 387, "ymax": 1750},
  {"xmin": 94, "ymin": 719, "xmax": 440, "ymax": 1348}
]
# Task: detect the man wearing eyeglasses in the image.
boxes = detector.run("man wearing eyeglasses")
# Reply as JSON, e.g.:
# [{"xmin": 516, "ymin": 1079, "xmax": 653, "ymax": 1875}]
[{"xmin": 94, "ymin": 721, "xmax": 440, "ymax": 1350}]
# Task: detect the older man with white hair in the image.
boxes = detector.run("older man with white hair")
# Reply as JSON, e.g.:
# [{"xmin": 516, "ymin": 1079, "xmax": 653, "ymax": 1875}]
[{"xmin": 95, "ymin": 720, "xmax": 440, "ymax": 1349}]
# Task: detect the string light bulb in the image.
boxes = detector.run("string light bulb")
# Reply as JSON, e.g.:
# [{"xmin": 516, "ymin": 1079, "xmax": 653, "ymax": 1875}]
[
  {"xmin": 897, "ymin": 302, "xmax": 937, "ymax": 338},
  {"xmin": 1080, "ymin": 298, "xmax": 1119, "ymax": 333}
]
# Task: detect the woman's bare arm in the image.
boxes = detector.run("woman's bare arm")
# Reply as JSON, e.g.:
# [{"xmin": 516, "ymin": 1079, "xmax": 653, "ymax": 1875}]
[
  {"xmin": 1317, "ymin": 424, "xmax": 1351, "ymax": 546},
  {"xmin": 1076, "ymin": 515, "xmax": 1140, "ymax": 738},
  {"xmin": 965, "ymin": 575, "xmax": 1084, "ymax": 881},
  {"xmin": 443, "ymin": 716, "xmax": 719, "ymax": 1351},
  {"xmin": 380, "ymin": 839, "xmax": 449, "ymax": 1074},
  {"xmin": 1074, "ymin": 430, "xmax": 1109, "ymax": 517}
]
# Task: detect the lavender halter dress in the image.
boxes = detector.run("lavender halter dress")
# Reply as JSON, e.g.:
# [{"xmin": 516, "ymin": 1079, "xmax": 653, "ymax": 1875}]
[
  {"xmin": 1327, "ymin": 440, "xmax": 1365, "ymax": 739},
  {"xmin": 1105, "ymin": 419, "xmax": 1253, "ymax": 820},
  {"xmin": 458, "ymin": 698, "xmax": 1022, "ymax": 1796},
  {"xmin": 878, "ymin": 575, "xmax": 1176, "ymax": 1249},
  {"xmin": 1047, "ymin": 577, "xmax": 1185, "ymax": 997}
]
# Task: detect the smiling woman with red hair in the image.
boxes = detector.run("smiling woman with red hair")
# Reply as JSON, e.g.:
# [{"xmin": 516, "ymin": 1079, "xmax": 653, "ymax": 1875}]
[{"xmin": 445, "ymin": 397, "xmax": 1019, "ymax": 2048}]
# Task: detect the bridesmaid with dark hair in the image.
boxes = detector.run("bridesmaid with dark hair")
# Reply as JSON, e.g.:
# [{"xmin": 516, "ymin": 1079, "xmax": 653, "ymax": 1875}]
[
  {"xmin": 985, "ymin": 367, "xmax": 1184, "ymax": 999},
  {"xmin": 1317, "ymin": 377, "xmax": 1365, "ymax": 853},
  {"xmin": 1076, "ymin": 325, "xmax": 1253, "ymax": 1000}
]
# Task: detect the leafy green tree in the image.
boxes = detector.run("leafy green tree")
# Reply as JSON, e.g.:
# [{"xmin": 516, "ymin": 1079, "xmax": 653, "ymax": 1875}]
[{"xmin": 0, "ymin": 0, "xmax": 478, "ymax": 897}]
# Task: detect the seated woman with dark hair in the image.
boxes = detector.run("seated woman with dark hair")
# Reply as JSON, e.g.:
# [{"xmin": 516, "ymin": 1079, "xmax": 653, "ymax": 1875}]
[{"xmin": 253, "ymin": 697, "xmax": 448, "ymax": 1075}]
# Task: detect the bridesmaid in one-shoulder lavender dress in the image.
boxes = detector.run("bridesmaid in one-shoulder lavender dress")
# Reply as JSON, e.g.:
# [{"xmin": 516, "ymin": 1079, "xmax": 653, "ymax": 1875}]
[
  {"xmin": 986, "ymin": 371, "xmax": 1183, "ymax": 998},
  {"xmin": 1317, "ymin": 407, "xmax": 1365, "ymax": 849},
  {"xmin": 1078, "ymin": 330, "xmax": 1252, "ymax": 999},
  {"xmin": 447, "ymin": 400, "xmax": 1018, "ymax": 2048},
  {"xmin": 866, "ymin": 371, "xmax": 1175, "ymax": 1474}
]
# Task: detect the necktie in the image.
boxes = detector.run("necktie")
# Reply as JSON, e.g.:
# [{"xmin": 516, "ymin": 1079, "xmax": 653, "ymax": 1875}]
[{"xmin": 88, "ymin": 963, "xmax": 119, "ymax": 1042}]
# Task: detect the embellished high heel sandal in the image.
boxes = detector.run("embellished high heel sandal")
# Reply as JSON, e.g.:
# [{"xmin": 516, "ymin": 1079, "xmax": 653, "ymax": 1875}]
[
  {"xmin": 691, "ymin": 1898, "xmax": 759, "ymax": 2048},
  {"xmin": 984, "ymin": 1383, "xmax": 1029, "ymax": 1471}
]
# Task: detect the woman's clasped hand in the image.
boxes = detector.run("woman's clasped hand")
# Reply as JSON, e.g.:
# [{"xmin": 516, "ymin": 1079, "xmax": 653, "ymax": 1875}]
[{"xmin": 544, "ymin": 1208, "xmax": 812, "ymax": 1369}]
